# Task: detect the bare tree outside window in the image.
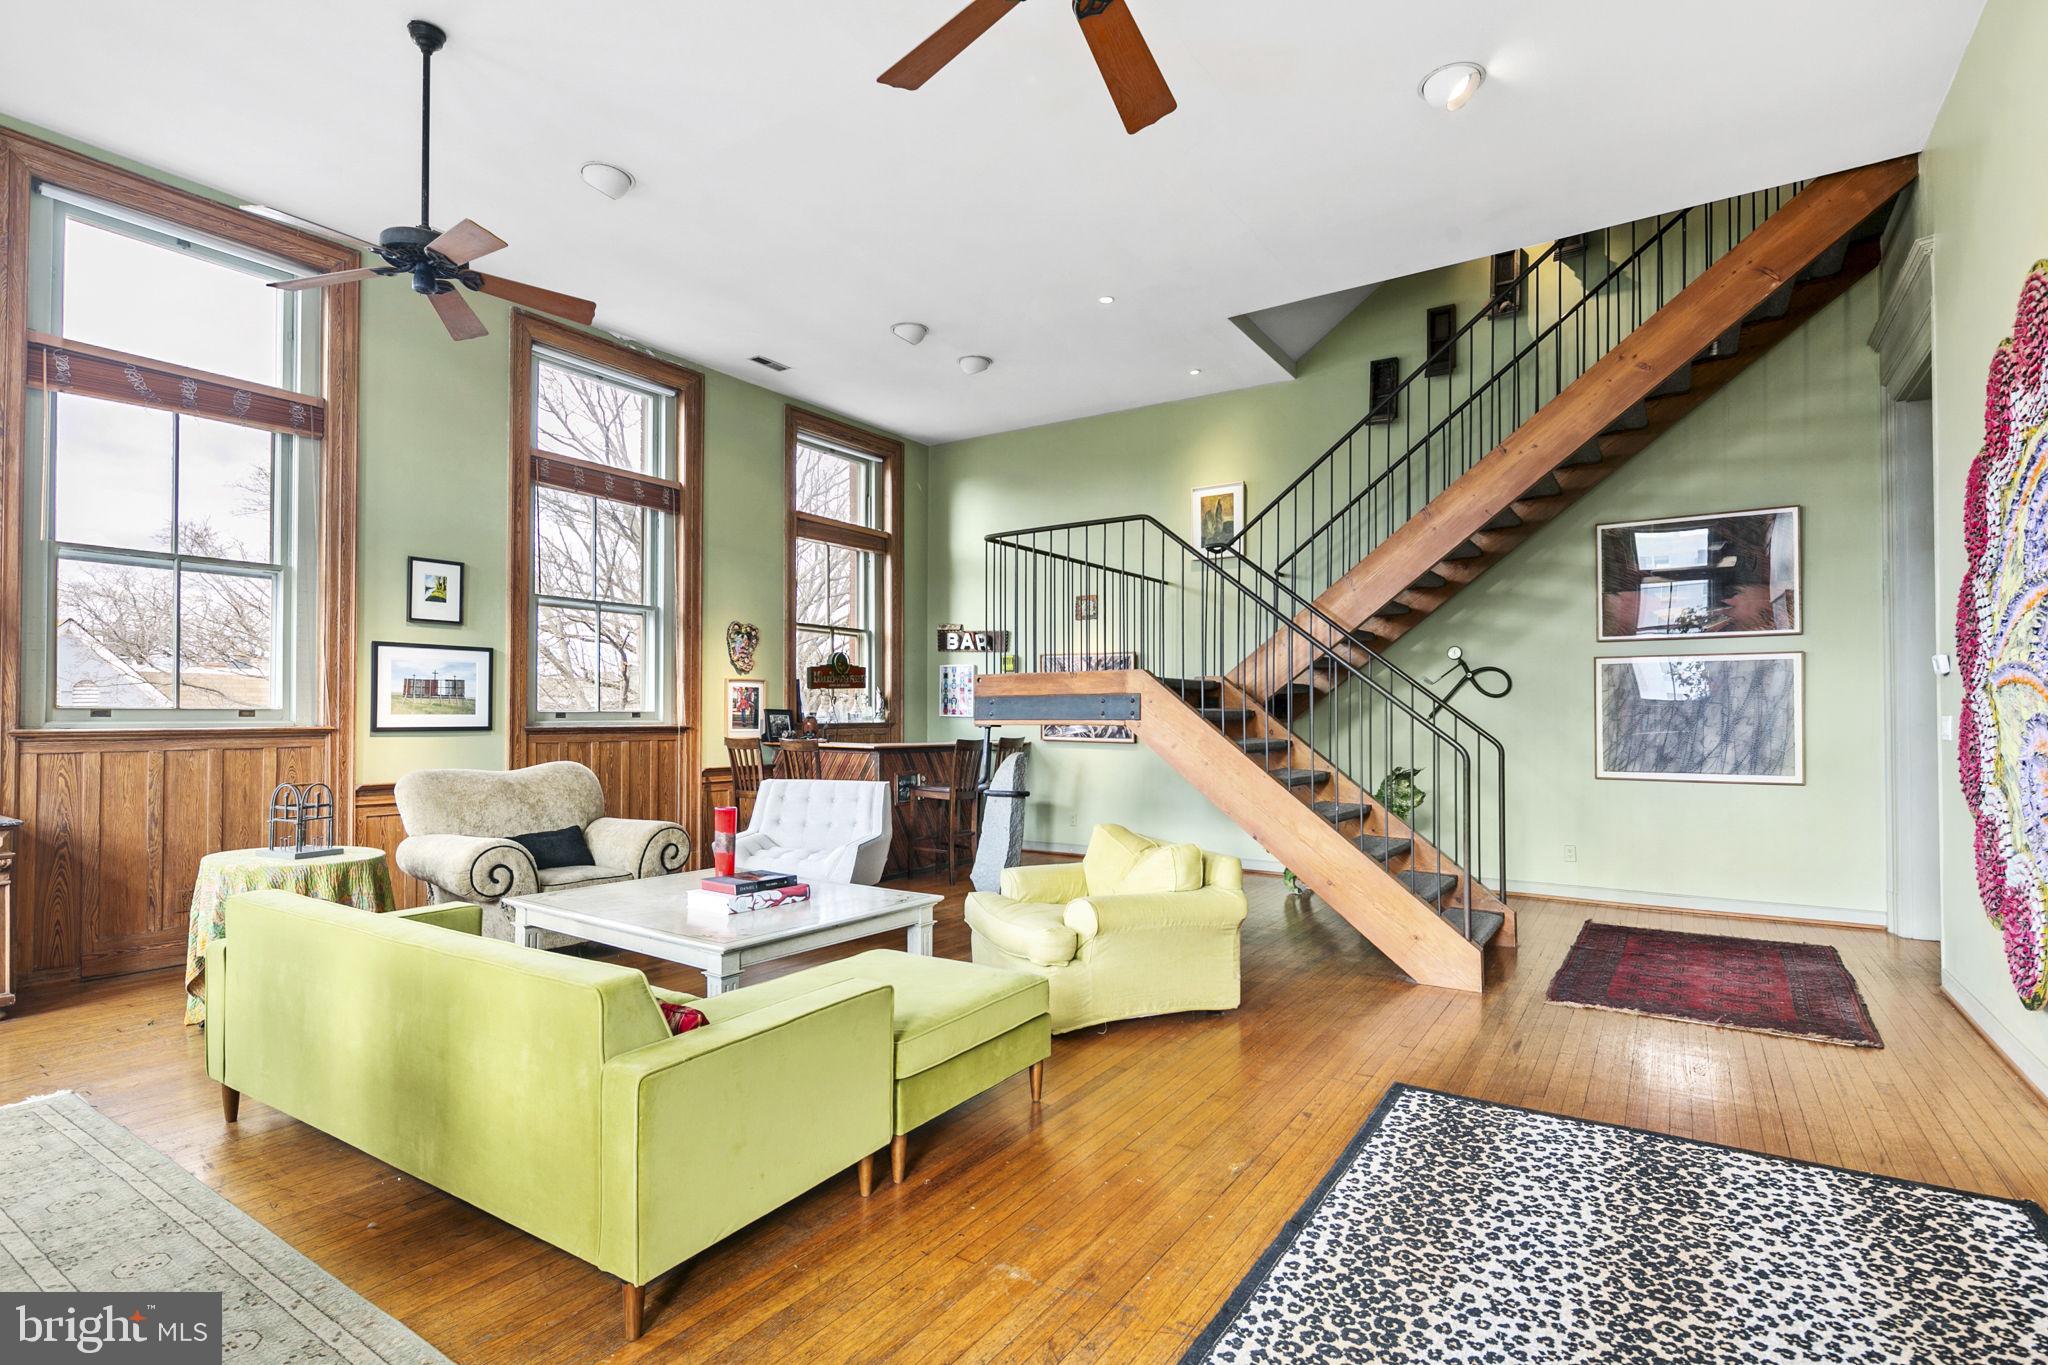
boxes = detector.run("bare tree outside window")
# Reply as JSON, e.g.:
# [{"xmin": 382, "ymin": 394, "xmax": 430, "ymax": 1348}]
[
  {"xmin": 53, "ymin": 398, "xmax": 280, "ymax": 711},
  {"xmin": 531, "ymin": 356, "xmax": 672, "ymax": 717}
]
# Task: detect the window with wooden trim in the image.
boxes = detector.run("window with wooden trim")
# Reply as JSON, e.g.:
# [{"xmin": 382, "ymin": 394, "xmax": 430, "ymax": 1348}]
[
  {"xmin": 515, "ymin": 321, "xmax": 699, "ymax": 729},
  {"xmin": 20, "ymin": 185, "xmax": 325, "ymax": 725},
  {"xmin": 786, "ymin": 410, "xmax": 902, "ymax": 729}
]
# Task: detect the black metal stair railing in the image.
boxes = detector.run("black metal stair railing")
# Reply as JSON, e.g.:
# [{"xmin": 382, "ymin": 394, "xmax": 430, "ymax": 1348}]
[
  {"xmin": 1230, "ymin": 182, "xmax": 1807, "ymax": 602},
  {"xmin": 982, "ymin": 515, "xmax": 1505, "ymax": 941}
]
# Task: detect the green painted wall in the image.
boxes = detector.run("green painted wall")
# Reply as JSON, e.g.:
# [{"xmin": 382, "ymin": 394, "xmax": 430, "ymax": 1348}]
[
  {"xmin": 1919, "ymin": 0, "xmax": 2048, "ymax": 1079},
  {"xmin": 927, "ymin": 241, "xmax": 1890, "ymax": 923},
  {"xmin": 0, "ymin": 114, "xmax": 929, "ymax": 790}
]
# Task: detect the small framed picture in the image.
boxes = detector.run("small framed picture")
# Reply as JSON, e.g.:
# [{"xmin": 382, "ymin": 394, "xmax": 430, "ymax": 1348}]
[
  {"xmin": 1192, "ymin": 482, "xmax": 1246, "ymax": 553},
  {"xmin": 371, "ymin": 642, "xmax": 493, "ymax": 733},
  {"xmin": 940, "ymin": 664, "xmax": 976, "ymax": 719},
  {"xmin": 406, "ymin": 556, "xmax": 466, "ymax": 626},
  {"xmin": 762, "ymin": 707, "xmax": 796, "ymax": 741},
  {"xmin": 1075, "ymin": 593, "xmax": 1099, "ymax": 622},
  {"xmin": 727, "ymin": 679, "xmax": 766, "ymax": 737}
]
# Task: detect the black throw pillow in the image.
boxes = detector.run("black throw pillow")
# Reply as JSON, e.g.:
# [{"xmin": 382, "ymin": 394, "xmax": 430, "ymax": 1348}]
[{"xmin": 512, "ymin": 825, "xmax": 595, "ymax": 870}]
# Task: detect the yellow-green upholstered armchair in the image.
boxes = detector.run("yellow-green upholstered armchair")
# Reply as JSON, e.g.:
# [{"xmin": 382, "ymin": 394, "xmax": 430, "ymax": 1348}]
[{"xmin": 964, "ymin": 824, "xmax": 1247, "ymax": 1033}]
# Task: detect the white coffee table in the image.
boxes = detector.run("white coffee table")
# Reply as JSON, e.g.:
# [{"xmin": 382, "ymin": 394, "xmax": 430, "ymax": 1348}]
[{"xmin": 503, "ymin": 869, "xmax": 942, "ymax": 996}]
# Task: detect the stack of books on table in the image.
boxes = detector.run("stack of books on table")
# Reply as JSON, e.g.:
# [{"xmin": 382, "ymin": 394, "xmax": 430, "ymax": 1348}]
[{"xmin": 690, "ymin": 869, "xmax": 811, "ymax": 914}]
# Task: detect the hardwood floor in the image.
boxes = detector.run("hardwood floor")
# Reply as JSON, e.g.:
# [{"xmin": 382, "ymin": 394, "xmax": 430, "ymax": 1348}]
[{"xmin": 3, "ymin": 870, "xmax": 2045, "ymax": 1362}]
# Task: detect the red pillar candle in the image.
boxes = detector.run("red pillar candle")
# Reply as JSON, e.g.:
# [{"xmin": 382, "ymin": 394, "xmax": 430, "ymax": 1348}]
[{"xmin": 713, "ymin": 805, "xmax": 738, "ymax": 877}]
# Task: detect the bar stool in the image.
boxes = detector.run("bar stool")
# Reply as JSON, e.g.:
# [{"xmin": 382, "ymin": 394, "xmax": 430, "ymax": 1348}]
[{"xmin": 911, "ymin": 739, "xmax": 984, "ymax": 883}]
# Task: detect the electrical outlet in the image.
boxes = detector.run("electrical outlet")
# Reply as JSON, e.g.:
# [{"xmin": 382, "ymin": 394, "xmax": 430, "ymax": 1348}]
[
  {"xmin": 1941, "ymin": 714, "xmax": 1957, "ymax": 742},
  {"xmin": 1563, "ymin": 844, "xmax": 1578, "ymax": 864}
]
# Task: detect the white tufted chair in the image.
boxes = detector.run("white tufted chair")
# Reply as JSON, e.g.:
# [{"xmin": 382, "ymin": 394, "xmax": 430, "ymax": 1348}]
[{"xmin": 735, "ymin": 780, "xmax": 893, "ymax": 885}]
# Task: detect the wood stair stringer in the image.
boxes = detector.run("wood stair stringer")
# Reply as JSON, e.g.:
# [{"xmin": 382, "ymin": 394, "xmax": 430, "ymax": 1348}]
[
  {"xmin": 1228, "ymin": 155, "xmax": 1918, "ymax": 695},
  {"xmin": 974, "ymin": 670, "xmax": 1496, "ymax": 992}
]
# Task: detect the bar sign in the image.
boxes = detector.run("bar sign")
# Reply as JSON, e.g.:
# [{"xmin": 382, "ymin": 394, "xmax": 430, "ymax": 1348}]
[{"xmin": 935, "ymin": 625, "xmax": 1011, "ymax": 652}]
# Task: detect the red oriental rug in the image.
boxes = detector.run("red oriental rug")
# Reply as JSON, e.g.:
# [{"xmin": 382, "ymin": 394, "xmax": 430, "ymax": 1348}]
[{"xmin": 1546, "ymin": 921, "xmax": 1883, "ymax": 1047}]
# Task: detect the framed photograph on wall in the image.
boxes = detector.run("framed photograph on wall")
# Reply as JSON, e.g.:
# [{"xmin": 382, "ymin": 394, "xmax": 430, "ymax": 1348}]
[
  {"xmin": 939, "ymin": 664, "xmax": 976, "ymax": 719},
  {"xmin": 1594, "ymin": 652, "xmax": 1803, "ymax": 784},
  {"xmin": 761, "ymin": 707, "xmax": 795, "ymax": 741},
  {"xmin": 1039, "ymin": 652, "xmax": 1137, "ymax": 743},
  {"xmin": 726, "ymin": 679, "xmax": 766, "ymax": 737},
  {"xmin": 406, "ymin": 556, "xmax": 465, "ymax": 626},
  {"xmin": 1596, "ymin": 507, "xmax": 1801, "ymax": 640},
  {"xmin": 1192, "ymin": 483, "xmax": 1246, "ymax": 553},
  {"xmin": 371, "ymin": 642, "xmax": 493, "ymax": 733}
]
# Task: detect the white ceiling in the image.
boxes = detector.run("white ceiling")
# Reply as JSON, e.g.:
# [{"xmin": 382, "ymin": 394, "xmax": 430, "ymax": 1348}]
[{"xmin": 2, "ymin": 0, "xmax": 1984, "ymax": 445}]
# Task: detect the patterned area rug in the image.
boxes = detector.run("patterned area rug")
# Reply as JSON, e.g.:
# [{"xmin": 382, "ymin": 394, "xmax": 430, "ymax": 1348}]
[
  {"xmin": 0, "ymin": 1092, "xmax": 450, "ymax": 1363},
  {"xmin": 1546, "ymin": 920, "xmax": 1883, "ymax": 1046},
  {"xmin": 1185, "ymin": 1086, "xmax": 2048, "ymax": 1364}
]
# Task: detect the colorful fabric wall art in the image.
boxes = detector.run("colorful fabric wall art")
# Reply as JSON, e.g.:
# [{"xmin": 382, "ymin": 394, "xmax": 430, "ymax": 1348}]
[{"xmin": 1959, "ymin": 261, "xmax": 2048, "ymax": 1008}]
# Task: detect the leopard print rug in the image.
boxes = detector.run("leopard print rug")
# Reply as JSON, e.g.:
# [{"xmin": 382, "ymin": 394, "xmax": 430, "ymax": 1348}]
[{"xmin": 1185, "ymin": 1085, "xmax": 2048, "ymax": 1364}]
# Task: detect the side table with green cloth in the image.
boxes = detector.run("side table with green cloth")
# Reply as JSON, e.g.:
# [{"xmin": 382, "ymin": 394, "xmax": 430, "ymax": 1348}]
[{"xmin": 185, "ymin": 847, "xmax": 394, "ymax": 1025}]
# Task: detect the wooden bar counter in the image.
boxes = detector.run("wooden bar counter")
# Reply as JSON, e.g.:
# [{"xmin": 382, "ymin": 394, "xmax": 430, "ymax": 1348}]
[{"xmin": 776, "ymin": 741, "xmax": 962, "ymax": 881}]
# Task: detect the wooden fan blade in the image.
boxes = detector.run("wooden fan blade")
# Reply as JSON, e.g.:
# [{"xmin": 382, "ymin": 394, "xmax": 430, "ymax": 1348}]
[
  {"xmin": 468, "ymin": 274, "xmax": 598, "ymax": 326},
  {"xmin": 270, "ymin": 266, "xmax": 389, "ymax": 291},
  {"xmin": 427, "ymin": 218, "xmax": 508, "ymax": 266},
  {"xmin": 429, "ymin": 287, "xmax": 490, "ymax": 341},
  {"xmin": 880, "ymin": 0, "xmax": 1021, "ymax": 89},
  {"xmin": 1078, "ymin": 0, "xmax": 1177, "ymax": 134}
]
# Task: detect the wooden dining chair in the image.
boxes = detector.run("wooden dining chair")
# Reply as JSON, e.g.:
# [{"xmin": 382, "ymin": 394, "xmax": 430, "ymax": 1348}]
[
  {"xmin": 911, "ymin": 739, "xmax": 985, "ymax": 884},
  {"xmin": 727, "ymin": 739, "xmax": 766, "ymax": 822},
  {"xmin": 774, "ymin": 739, "xmax": 822, "ymax": 781}
]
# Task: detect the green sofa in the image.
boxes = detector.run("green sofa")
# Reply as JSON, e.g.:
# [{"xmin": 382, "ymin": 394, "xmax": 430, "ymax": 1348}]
[
  {"xmin": 205, "ymin": 890, "xmax": 898, "ymax": 1340},
  {"xmin": 964, "ymin": 824, "xmax": 1248, "ymax": 1033}
]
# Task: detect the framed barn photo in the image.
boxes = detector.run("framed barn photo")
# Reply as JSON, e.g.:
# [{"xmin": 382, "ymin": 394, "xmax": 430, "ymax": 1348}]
[
  {"xmin": 371, "ymin": 642, "xmax": 493, "ymax": 733},
  {"xmin": 1596, "ymin": 507, "xmax": 1801, "ymax": 640},
  {"xmin": 406, "ymin": 555, "xmax": 466, "ymax": 626},
  {"xmin": 1595, "ymin": 652, "xmax": 1804, "ymax": 784}
]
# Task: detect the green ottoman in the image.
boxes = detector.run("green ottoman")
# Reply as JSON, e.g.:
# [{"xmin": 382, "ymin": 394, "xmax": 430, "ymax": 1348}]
[{"xmin": 679, "ymin": 949, "xmax": 1050, "ymax": 1184}]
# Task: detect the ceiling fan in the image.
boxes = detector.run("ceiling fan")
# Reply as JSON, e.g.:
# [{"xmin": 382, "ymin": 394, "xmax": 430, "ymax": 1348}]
[
  {"xmin": 880, "ymin": 0, "xmax": 1176, "ymax": 135},
  {"xmin": 270, "ymin": 20, "xmax": 597, "ymax": 341}
]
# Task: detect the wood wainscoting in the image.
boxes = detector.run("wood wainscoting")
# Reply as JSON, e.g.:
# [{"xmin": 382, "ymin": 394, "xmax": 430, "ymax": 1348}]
[
  {"xmin": 353, "ymin": 784, "xmax": 427, "ymax": 912},
  {"xmin": 13, "ymin": 730, "xmax": 333, "ymax": 984}
]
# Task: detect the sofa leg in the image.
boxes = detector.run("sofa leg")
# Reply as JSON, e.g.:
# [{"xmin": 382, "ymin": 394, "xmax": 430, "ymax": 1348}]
[
  {"xmin": 623, "ymin": 1281, "xmax": 644, "ymax": 1341},
  {"xmin": 891, "ymin": 1132, "xmax": 908, "ymax": 1185},
  {"xmin": 221, "ymin": 1085, "xmax": 240, "ymax": 1125},
  {"xmin": 858, "ymin": 1151, "xmax": 875, "ymax": 1198},
  {"xmin": 1028, "ymin": 1061, "xmax": 1044, "ymax": 1105}
]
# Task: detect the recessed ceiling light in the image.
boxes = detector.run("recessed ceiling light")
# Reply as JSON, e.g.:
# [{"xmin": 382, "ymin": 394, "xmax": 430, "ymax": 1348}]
[
  {"xmin": 580, "ymin": 162, "xmax": 636, "ymax": 199},
  {"xmin": 960, "ymin": 355, "xmax": 993, "ymax": 376},
  {"xmin": 750, "ymin": 355, "xmax": 791, "ymax": 372},
  {"xmin": 1418, "ymin": 62, "xmax": 1486, "ymax": 113},
  {"xmin": 891, "ymin": 322, "xmax": 929, "ymax": 345},
  {"xmin": 1098, "ymin": 296, "xmax": 1116, "ymax": 305},
  {"xmin": 1189, "ymin": 368, "xmax": 1203, "ymax": 377}
]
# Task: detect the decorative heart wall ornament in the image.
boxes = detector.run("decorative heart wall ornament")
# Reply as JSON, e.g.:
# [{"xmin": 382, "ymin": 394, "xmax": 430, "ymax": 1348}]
[{"xmin": 726, "ymin": 621, "xmax": 761, "ymax": 675}]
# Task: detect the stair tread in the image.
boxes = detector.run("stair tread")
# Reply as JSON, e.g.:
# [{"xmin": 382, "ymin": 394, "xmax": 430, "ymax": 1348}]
[
  {"xmin": 1601, "ymin": 401, "xmax": 1649, "ymax": 434},
  {"xmin": 1520, "ymin": 474, "xmax": 1563, "ymax": 500},
  {"xmin": 1797, "ymin": 240, "xmax": 1850, "ymax": 283},
  {"xmin": 1746, "ymin": 285, "xmax": 1792, "ymax": 323},
  {"xmin": 1373, "ymin": 601, "xmax": 1414, "ymax": 618},
  {"xmin": 1397, "ymin": 870, "xmax": 1461, "ymax": 902},
  {"xmin": 1235, "ymin": 738, "xmax": 1292, "ymax": 755},
  {"xmin": 1442, "ymin": 540, "xmax": 1483, "ymax": 561},
  {"xmin": 1560, "ymin": 439, "xmax": 1604, "ymax": 468},
  {"xmin": 1648, "ymin": 362, "xmax": 1692, "ymax": 399},
  {"xmin": 1267, "ymin": 767, "xmax": 1331, "ymax": 788},
  {"xmin": 1483, "ymin": 508, "xmax": 1523, "ymax": 531},
  {"xmin": 1440, "ymin": 906, "xmax": 1507, "ymax": 950},
  {"xmin": 1353, "ymin": 833, "xmax": 1411, "ymax": 861},
  {"xmin": 1310, "ymin": 801, "xmax": 1372, "ymax": 824},
  {"xmin": 1410, "ymin": 571, "xmax": 1448, "ymax": 590}
]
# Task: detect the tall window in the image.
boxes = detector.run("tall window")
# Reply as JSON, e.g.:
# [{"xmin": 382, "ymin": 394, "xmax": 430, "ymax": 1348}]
[
  {"xmin": 22, "ymin": 186, "xmax": 323, "ymax": 724},
  {"xmin": 786, "ymin": 410, "xmax": 902, "ymax": 728},
  {"xmin": 515, "ymin": 320, "xmax": 698, "ymax": 728}
]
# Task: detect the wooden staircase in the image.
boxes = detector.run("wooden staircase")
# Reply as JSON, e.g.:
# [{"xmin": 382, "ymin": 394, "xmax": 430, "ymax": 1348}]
[
  {"xmin": 976, "ymin": 668, "xmax": 1508, "ymax": 993},
  {"xmin": 1235, "ymin": 156, "xmax": 1919, "ymax": 701}
]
